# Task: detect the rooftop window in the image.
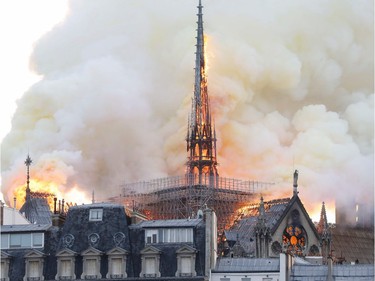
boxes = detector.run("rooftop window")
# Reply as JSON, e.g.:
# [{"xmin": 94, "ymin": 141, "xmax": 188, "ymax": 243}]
[
  {"xmin": 145, "ymin": 228, "xmax": 193, "ymax": 244},
  {"xmin": 89, "ymin": 209, "xmax": 103, "ymax": 221}
]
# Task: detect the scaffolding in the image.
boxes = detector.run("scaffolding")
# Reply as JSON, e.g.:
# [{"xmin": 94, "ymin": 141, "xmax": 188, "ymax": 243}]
[{"xmin": 109, "ymin": 174, "xmax": 273, "ymax": 232}]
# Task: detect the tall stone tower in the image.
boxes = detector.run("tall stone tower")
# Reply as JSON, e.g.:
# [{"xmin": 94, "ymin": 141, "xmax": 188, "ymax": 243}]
[{"xmin": 186, "ymin": 0, "xmax": 219, "ymax": 187}]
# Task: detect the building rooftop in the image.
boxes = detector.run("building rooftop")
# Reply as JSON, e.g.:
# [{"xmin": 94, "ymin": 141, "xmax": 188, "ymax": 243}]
[
  {"xmin": 134, "ymin": 218, "xmax": 203, "ymax": 228},
  {"xmin": 19, "ymin": 197, "xmax": 52, "ymax": 224},
  {"xmin": 224, "ymin": 198, "xmax": 291, "ymax": 254},
  {"xmin": 291, "ymin": 264, "xmax": 374, "ymax": 280},
  {"xmin": 213, "ymin": 257, "xmax": 280, "ymax": 272},
  {"xmin": 331, "ymin": 226, "xmax": 374, "ymax": 264},
  {"xmin": 68, "ymin": 202, "xmax": 123, "ymax": 209},
  {"xmin": 1, "ymin": 224, "xmax": 52, "ymax": 233}
]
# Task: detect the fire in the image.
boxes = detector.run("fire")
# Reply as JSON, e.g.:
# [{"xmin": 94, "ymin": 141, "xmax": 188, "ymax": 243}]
[
  {"xmin": 308, "ymin": 201, "xmax": 336, "ymax": 224},
  {"xmin": 64, "ymin": 185, "xmax": 91, "ymax": 206},
  {"xmin": 204, "ymin": 35, "xmax": 210, "ymax": 72},
  {"xmin": 12, "ymin": 179, "xmax": 90, "ymax": 211},
  {"xmin": 13, "ymin": 179, "xmax": 61, "ymax": 209}
]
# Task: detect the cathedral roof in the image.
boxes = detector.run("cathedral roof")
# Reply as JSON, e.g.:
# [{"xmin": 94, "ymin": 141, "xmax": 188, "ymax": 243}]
[
  {"xmin": 19, "ymin": 197, "xmax": 52, "ymax": 225},
  {"xmin": 331, "ymin": 226, "xmax": 374, "ymax": 264},
  {"xmin": 224, "ymin": 195, "xmax": 319, "ymax": 256},
  {"xmin": 224, "ymin": 198, "xmax": 290, "ymax": 255}
]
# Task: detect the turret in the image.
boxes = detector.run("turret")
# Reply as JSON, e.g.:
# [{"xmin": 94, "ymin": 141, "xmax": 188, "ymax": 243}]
[
  {"xmin": 255, "ymin": 196, "xmax": 270, "ymax": 258},
  {"xmin": 317, "ymin": 201, "xmax": 331, "ymax": 264}
]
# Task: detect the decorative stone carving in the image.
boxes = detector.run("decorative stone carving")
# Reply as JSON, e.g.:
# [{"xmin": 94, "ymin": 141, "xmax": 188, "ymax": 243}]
[
  {"xmin": 113, "ymin": 232, "xmax": 125, "ymax": 246},
  {"xmin": 88, "ymin": 233, "xmax": 100, "ymax": 247},
  {"xmin": 62, "ymin": 234, "xmax": 75, "ymax": 248}
]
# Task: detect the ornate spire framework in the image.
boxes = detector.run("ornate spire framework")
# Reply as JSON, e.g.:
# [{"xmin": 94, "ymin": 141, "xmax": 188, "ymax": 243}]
[{"xmin": 186, "ymin": 0, "xmax": 218, "ymax": 186}]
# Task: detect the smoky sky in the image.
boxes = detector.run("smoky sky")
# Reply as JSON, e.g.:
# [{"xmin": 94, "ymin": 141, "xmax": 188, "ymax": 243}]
[{"xmin": 1, "ymin": 0, "xmax": 373, "ymax": 215}]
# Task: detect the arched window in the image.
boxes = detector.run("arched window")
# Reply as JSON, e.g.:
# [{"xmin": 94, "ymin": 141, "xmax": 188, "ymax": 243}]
[{"xmin": 282, "ymin": 209, "xmax": 307, "ymax": 256}]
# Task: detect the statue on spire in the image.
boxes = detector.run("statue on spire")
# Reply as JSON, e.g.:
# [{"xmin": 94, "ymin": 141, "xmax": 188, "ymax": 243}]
[{"xmin": 293, "ymin": 169, "xmax": 299, "ymax": 196}]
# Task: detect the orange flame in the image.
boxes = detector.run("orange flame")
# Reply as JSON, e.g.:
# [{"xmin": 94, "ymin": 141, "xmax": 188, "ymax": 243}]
[
  {"xmin": 204, "ymin": 35, "xmax": 210, "ymax": 72},
  {"xmin": 12, "ymin": 179, "xmax": 90, "ymax": 211},
  {"xmin": 308, "ymin": 201, "xmax": 336, "ymax": 224}
]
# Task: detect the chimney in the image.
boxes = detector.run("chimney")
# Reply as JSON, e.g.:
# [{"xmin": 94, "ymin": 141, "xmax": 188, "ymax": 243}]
[
  {"xmin": 327, "ymin": 256, "xmax": 333, "ymax": 281},
  {"xmin": 204, "ymin": 205, "xmax": 217, "ymax": 277},
  {"xmin": 12, "ymin": 197, "xmax": 16, "ymax": 224},
  {"xmin": 54, "ymin": 197, "xmax": 57, "ymax": 214},
  {"xmin": 0, "ymin": 200, "xmax": 4, "ymax": 225},
  {"xmin": 51, "ymin": 198, "xmax": 66, "ymax": 227}
]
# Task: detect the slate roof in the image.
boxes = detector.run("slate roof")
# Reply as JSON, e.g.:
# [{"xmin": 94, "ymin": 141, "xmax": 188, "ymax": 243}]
[
  {"xmin": 331, "ymin": 226, "xmax": 374, "ymax": 264},
  {"xmin": 135, "ymin": 218, "xmax": 202, "ymax": 228},
  {"xmin": 1, "ymin": 224, "xmax": 52, "ymax": 233},
  {"xmin": 224, "ymin": 198, "xmax": 290, "ymax": 254},
  {"xmin": 213, "ymin": 258, "xmax": 280, "ymax": 272},
  {"xmin": 19, "ymin": 197, "xmax": 52, "ymax": 224},
  {"xmin": 68, "ymin": 202, "xmax": 121, "ymax": 209},
  {"xmin": 290, "ymin": 264, "xmax": 374, "ymax": 281}
]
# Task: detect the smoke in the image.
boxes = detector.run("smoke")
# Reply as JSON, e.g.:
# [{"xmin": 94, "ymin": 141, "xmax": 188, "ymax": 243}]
[{"xmin": 1, "ymin": 0, "xmax": 373, "ymax": 221}]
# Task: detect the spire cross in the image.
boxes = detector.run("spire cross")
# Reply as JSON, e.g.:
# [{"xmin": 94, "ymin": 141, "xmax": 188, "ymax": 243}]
[
  {"xmin": 25, "ymin": 154, "xmax": 32, "ymax": 186},
  {"xmin": 24, "ymin": 154, "xmax": 33, "ymax": 201}
]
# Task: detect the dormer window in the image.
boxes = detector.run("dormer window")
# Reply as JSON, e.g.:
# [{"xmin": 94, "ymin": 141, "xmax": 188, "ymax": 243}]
[
  {"xmin": 106, "ymin": 247, "xmax": 128, "ymax": 279},
  {"xmin": 140, "ymin": 246, "xmax": 161, "ymax": 278},
  {"xmin": 55, "ymin": 248, "xmax": 77, "ymax": 280},
  {"xmin": 80, "ymin": 247, "xmax": 103, "ymax": 279},
  {"xmin": 175, "ymin": 245, "xmax": 197, "ymax": 277},
  {"xmin": 23, "ymin": 249, "xmax": 45, "ymax": 281},
  {"xmin": 89, "ymin": 209, "xmax": 103, "ymax": 221},
  {"xmin": 1, "ymin": 251, "xmax": 11, "ymax": 281}
]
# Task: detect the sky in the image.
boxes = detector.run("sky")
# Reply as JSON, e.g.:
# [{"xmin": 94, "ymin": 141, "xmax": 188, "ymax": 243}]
[
  {"xmin": 1, "ymin": 0, "xmax": 374, "ymax": 223},
  {"xmin": 0, "ymin": 1, "xmax": 69, "ymax": 141}
]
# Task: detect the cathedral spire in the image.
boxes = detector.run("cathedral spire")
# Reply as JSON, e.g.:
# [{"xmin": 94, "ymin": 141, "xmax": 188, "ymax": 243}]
[
  {"xmin": 317, "ymin": 201, "xmax": 329, "ymax": 236},
  {"xmin": 186, "ymin": 0, "xmax": 218, "ymax": 186},
  {"xmin": 317, "ymin": 201, "xmax": 331, "ymax": 264},
  {"xmin": 24, "ymin": 154, "xmax": 32, "ymax": 201}
]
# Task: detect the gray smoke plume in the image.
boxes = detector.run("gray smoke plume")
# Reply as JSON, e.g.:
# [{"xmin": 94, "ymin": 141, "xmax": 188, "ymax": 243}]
[{"xmin": 1, "ymin": 0, "xmax": 373, "ymax": 222}]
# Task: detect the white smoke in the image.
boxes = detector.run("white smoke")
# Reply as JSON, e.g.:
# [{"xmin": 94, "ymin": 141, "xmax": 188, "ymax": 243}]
[{"xmin": 1, "ymin": 0, "xmax": 373, "ymax": 221}]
